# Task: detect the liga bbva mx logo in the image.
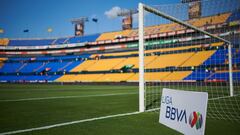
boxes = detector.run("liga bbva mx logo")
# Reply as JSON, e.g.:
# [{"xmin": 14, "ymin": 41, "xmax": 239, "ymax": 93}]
[{"xmin": 189, "ymin": 111, "xmax": 203, "ymax": 130}]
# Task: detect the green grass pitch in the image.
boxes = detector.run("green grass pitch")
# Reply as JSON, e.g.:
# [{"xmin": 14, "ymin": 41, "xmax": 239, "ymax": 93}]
[{"xmin": 0, "ymin": 84, "xmax": 239, "ymax": 135}]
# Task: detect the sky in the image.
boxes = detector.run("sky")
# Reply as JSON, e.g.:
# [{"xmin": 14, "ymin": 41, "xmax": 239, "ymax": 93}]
[{"xmin": 0, "ymin": 0, "xmax": 181, "ymax": 39}]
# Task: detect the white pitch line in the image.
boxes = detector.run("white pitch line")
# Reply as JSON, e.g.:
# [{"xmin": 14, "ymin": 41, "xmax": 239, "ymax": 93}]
[
  {"xmin": 208, "ymin": 94, "xmax": 240, "ymax": 101},
  {"xmin": 0, "ymin": 87, "xmax": 137, "ymax": 92},
  {"xmin": 0, "ymin": 111, "xmax": 141, "ymax": 135},
  {"xmin": 0, "ymin": 92, "xmax": 137, "ymax": 102}
]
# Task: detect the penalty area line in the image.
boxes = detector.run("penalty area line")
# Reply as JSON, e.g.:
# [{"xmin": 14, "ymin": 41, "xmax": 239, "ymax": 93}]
[{"xmin": 0, "ymin": 111, "xmax": 141, "ymax": 135}]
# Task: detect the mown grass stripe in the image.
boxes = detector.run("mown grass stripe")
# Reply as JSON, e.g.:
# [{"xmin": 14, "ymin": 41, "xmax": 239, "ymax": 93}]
[
  {"xmin": 0, "ymin": 92, "xmax": 137, "ymax": 102},
  {"xmin": 0, "ymin": 111, "xmax": 140, "ymax": 135}
]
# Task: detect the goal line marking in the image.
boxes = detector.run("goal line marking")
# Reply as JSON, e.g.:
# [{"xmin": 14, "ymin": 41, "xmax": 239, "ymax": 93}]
[
  {"xmin": 0, "ymin": 111, "xmax": 141, "ymax": 135},
  {"xmin": 0, "ymin": 92, "xmax": 137, "ymax": 102},
  {"xmin": 208, "ymin": 94, "xmax": 240, "ymax": 101}
]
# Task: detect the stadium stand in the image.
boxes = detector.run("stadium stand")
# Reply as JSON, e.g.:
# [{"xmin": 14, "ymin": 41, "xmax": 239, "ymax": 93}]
[
  {"xmin": 1, "ymin": 44, "xmax": 237, "ymax": 82},
  {"xmin": 0, "ymin": 10, "xmax": 239, "ymax": 83}
]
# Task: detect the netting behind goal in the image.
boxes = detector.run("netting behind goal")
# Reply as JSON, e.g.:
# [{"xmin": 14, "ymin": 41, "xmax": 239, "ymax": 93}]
[{"xmin": 138, "ymin": 0, "xmax": 240, "ymax": 122}]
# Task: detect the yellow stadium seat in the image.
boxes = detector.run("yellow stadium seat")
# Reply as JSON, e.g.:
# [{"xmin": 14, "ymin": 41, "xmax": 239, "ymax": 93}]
[
  {"xmin": 101, "ymin": 51, "xmax": 138, "ymax": 57},
  {"xmin": 146, "ymin": 52, "xmax": 194, "ymax": 69},
  {"xmin": 71, "ymin": 60, "xmax": 96, "ymax": 72},
  {"xmin": 211, "ymin": 42, "xmax": 224, "ymax": 47},
  {"xmin": 189, "ymin": 13, "xmax": 230, "ymax": 27},
  {"xmin": 113, "ymin": 56, "xmax": 156, "ymax": 69},
  {"xmin": 181, "ymin": 50, "xmax": 215, "ymax": 67},
  {"xmin": 56, "ymin": 75, "xmax": 76, "ymax": 82},
  {"xmin": 0, "ymin": 58, "xmax": 7, "ymax": 61},
  {"xmin": 0, "ymin": 57, "xmax": 7, "ymax": 68},
  {"xmin": 113, "ymin": 57, "xmax": 137, "ymax": 69},
  {"xmin": 0, "ymin": 38, "xmax": 9, "ymax": 46},
  {"xmin": 162, "ymin": 71, "xmax": 192, "ymax": 81},
  {"xmin": 127, "ymin": 73, "xmax": 139, "ymax": 82},
  {"xmin": 96, "ymin": 73, "xmax": 135, "ymax": 82},
  {"xmin": 0, "ymin": 63, "xmax": 3, "ymax": 68},
  {"xmin": 57, "ymin": 74, "xmax": 104, "ymax": 82},
  {"xmin": 145, "ymin": 72, "xmax": 171, "ymax": 81},
  {"xmin": 57, "ymin": 71, "xmax": 192, "ymax": 82},
  {"xmin": 127, "ymin": 71, "xmax": 191, "ymax": 82},
  {"xmin": 97, "ymin": 30, "xmax": 132, "ymax": 41},
  {"xmin": 74, "ymin": 74, "xmax": 104, "ymax": 82},
  {"xmin": 86, "ymin": 58, "xmax": 125, "ymax": 71}
]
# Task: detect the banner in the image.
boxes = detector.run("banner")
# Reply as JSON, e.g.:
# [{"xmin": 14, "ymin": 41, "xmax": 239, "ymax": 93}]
[{"xmin": 159, "ymin": 88, "xmax": 208, "ymax": 135}]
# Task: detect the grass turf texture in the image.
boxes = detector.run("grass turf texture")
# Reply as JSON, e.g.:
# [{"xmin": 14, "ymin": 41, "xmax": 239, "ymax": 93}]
[{"xmin": 0, "ymin": 84, "xmax": 239, "ymax": 135}]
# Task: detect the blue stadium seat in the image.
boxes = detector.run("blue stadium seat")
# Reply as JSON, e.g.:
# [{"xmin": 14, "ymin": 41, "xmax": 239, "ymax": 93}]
[
  {"xmin": 8, "ymin": 39, "xmax": 55, "ymax": 46},
  {"xmin": 227, "ymin": 10, "xmax": 240, "ymax": 22},
  {"xmin": 208, "ymin": 72, "xmax": 240, "ymax": 81},
  {"xmin": 0, "ymin": 75, "xmax": 62, "ymax": 82},
  {"xmin": 68, "ymin": 34, "xmax": 100, "ymax": 43},
  {"xmin": 19, "ymin": 62, "xmax": 43, "ymax": 73},
  {"xmin": 202, "ymin": 49, "xmax": 227, "ymax": 65},
  {"xmin": 54, "ymin": 38, "xmax": 69, "ymax": 44},
  {"xmin": 7, "ymin": 34, "xmax": 99, "ymax": 46},
  {"xmin": 184, "ymin": 71, "xmax": 211, "ymax": 81},
  {"xmin": 0, "ymin": 63, "xmax": 23, "ymax": 73}
]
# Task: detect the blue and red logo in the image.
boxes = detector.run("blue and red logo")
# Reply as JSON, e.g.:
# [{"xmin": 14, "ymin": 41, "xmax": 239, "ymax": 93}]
[{"xmin": 189, "ymin": 111, "xmax": 203, "ymax": 130}]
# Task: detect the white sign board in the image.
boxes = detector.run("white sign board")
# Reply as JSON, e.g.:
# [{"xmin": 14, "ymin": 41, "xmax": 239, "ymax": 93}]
[{"xmin": 159, "ymin": 88, "xmax": 208, "ymax": 135}]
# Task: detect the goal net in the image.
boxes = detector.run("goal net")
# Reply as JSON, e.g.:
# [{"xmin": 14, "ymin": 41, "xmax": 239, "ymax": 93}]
[{"xmin": 138, "ymin": 0, "xmax": 240, "ymax": 122}]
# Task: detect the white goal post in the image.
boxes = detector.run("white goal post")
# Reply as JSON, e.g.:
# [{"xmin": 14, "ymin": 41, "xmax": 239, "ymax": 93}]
[{"xmin": 138, "ymin": 1, "xmax": 239, "ymax": 122}]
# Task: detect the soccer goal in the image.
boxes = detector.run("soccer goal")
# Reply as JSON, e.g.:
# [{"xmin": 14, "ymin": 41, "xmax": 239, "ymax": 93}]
[{"xmin": 138, "ymin": 0, "xmax": 240, "ymax": 122}]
